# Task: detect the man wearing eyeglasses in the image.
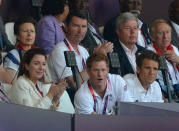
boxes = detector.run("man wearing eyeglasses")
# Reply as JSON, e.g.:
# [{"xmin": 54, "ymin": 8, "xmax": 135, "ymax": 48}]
[{"xmin": 110, "ymin": 12, "xmax": 145, "ymax": 77}]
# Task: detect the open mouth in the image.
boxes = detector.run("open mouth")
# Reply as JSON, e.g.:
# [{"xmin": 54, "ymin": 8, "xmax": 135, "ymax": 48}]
[{"xmin": 97, "ymin": 78, "xmax": 103, "ymax": 81}]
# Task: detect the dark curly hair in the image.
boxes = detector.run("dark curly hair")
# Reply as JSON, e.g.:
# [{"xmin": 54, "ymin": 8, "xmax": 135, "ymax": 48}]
[
  {"xmin": 14, "ymin": 16, "xmax": 37, "ymax": 36},
  {"xmin": 41, "ymin": 0, "xmax": 68, "ymax": 16}
]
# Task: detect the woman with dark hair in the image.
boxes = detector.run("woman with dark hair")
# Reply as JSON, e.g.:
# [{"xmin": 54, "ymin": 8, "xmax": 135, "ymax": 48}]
[
  {"xmin": 8, "ymin": 48, "xmax": 74, "ymax": 113},
  {"xmin": 36, "ymin": 0, "xmax": 69, "ymax": 54},
  {"xmin": 3, "ymin": 16, "xmax": 37, "ymax": 84}
]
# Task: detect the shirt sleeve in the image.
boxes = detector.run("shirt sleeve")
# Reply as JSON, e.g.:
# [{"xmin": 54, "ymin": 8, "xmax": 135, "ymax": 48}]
[
  {"xmin": 9, "ymin": 77, "xmax": 53, "ymax": 110},
  {"xmin": 113, "ymin": 75, "xmax": 134, "ymax": 102},
  {"xmin": 36, "ymin": 19, "xmax": 56, "ymax": 54},
  {"xmin": 153, "ymin": 82, "xmax": 164, "ymax": 103},
  {"xmin": 3, "ymin": 50, "xmax": 20, "ymax": 71},
  {"xmin": 50, "ymin": 45, "xmax": 73, "ymax": 80},
  {"xmin": 74, "ymin": 84, "xmax": 94, "ymax": 114}
]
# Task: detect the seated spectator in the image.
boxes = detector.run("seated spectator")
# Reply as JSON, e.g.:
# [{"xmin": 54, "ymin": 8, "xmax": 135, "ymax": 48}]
[
  {"xmin": 168, "ymin": 0, "xmax": 179, "ymax": 49},
  {"xmin": 48, "ymin": 10, "xmax": 113, "ymax": 103},
  {"xmin": 36, "ymin": 0, "xmax": 69, "ymax": 54},
  {"xmin": 148, "ymin": 19, "xmax": 179, "ymax": 98},
  {"xmin": 0, "ymin": 0, "xmax": 14, "ymax": 51},
  {"xmin": 110, "ymin": 12, "xmax": 145, "ymax": 76},
  {"xmin": 69, "ymin": 0, "xmax": 113, "ymax": 55},
  {"xmin": 48, "ymin": 10, "xmax": 89, "ymax": 89},
  {"xmin": 48, "ymin": 10, "xmax": 113, "ymax": 89},
  {"xmin": 123, "ymin": 50, "xmax": 164, "ymax": 102},
  {"xmin": 103, "ymin": 0, "xmax": 151, "ymax": 48},
  {"xmin": 3, "ymin": 16, "xmax": 37, "ymax": 84},
  {"xmin": 8, "ymin": 48, "xmax": 74, "ymax": 114},
  {"xmin": 74, "ymin": 53, "xmax": 132, "ymax": 115},
  {"xmin": 47, "ymin": 10, "xmax": 90, "ymax": 104}
]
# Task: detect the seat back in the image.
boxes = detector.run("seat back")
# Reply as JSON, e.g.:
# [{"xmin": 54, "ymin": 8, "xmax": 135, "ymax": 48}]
[{"xmin": 5, "ymin": 22, "xmax": 16, "ymax": 45}]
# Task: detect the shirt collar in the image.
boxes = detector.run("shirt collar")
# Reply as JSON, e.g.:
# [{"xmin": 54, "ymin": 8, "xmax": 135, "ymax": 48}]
[
  {"xmin": 120, "ymin": 40, "xmax": 137, "ymax": 54},
  {"xmin": 135, "ymin": 75, "xmax": 153, "ymax": 94},
  {"xmin": 65, "ymin": 38, "xmax": 80, "ymax": 54},
  {"xmin": 137, "ymin": 19, "xmax": 143, "ymax": 29}
]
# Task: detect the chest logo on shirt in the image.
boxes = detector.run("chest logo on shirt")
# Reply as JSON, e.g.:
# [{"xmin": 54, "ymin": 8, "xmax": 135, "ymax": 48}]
[{"xmin": 124, "ymin": 85, "xmax": 128, "ymax": 91}]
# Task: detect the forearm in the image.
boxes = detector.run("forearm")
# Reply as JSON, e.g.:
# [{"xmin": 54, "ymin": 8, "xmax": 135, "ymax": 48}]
[
  {"xmin": 66, "ymin": 69, "xmax": 89, "ymax": 89},
  {"xmin": 66, "ymin": 76, "xmax": 77, "ymax": 89},
  {"xmin": 0, "ymin": 66, "xmax": 16, "ymax": 83},
  {"xmin": 78, "ymin": 69, "xmax": 89, "ymax": 84},
  {"xmin": 175, "ymin": 56, "xmax": 179, "ymax": 65}
]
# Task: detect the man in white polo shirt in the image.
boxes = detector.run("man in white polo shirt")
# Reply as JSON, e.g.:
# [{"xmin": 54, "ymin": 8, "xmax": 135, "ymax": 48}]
[
  {"xmin": 47, "ymin": 11, "xmax": 89, "ymax": 89},
  {"xmin": 74, "ymin": 53, "xmax": 132, "ymax": 115},
  {"xmin": 47, "ymin": 10, "xmax": 113, "ymax": 103},
  {"xmin": 123, "ymin": 50, "xmax": 164, "ymax": 102},
  {"xmin": 48, "ymin": 10, "xmax": 113, "ymax": 89}
]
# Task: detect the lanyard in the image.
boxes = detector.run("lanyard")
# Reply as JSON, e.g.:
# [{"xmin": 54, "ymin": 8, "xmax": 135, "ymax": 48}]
[
  {"xmin": 88, "ymin": 78, "xmax": 110, "ymax": 115},
  {"xmin": 63, "ymin": 39, "xmax": 86, "ymax": 69},
  {"xmin": 35, "ymin": 84, "xmax": 44, "ymax": 97}
]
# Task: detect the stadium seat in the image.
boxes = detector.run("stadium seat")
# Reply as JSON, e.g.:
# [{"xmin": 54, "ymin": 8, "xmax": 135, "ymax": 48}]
[{"xmin": 5, "ymin": 22, "xmax": 16, "ymax": 45}]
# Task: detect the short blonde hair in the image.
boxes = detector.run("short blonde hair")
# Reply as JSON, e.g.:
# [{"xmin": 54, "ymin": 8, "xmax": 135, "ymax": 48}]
[{"xmin": 149, "ymin": 19, "xmax": 171, "ymax": 37}]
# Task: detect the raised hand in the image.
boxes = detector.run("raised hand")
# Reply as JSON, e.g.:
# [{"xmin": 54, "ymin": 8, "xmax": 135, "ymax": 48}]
[
  {"xmin": 94, "ymin": 41, "xmax": 114, "ymax": 55},
  {"xmin": 47, "ymin": 79, "xmax": 67, "ymax": 101},
  {"xmin": 164, "ymin": 50, "xmax": 179, "ymax": 64}
]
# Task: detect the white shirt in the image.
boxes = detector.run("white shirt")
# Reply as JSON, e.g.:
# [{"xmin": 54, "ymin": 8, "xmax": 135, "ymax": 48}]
[
  {"xmin": 74, "ymin": 73, "xmax": 133, "ymax": 115},
  {"xmin": 171, "ymin": 21, "xmax": 179, "ymax": 36},
  {"xmin": 47, "ymin": 39, "xmax": 89, "ymax": 81},
  {"xmin": 147, "ymin": 44, "xmax": 179, "ymax": 86},
  {"xmin": 123, "ymin": 74, "xmax": 164, "ymax": 102},
  {"xmin": 120, "ymin": 41, "xmax": 137, "ymax": 73},
  {"xmin": 8, "ymin": 75, "xmax": 75, "ymax": 114}
]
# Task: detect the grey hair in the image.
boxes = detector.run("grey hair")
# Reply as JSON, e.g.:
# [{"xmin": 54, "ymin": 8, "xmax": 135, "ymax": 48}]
[
  {"xmin": 115, "ymin": 12, "xmax": 138, "ymax": 29},
  {"xmin": 149, "ymin": 18, "xmax": 171, "ymax": 36}
]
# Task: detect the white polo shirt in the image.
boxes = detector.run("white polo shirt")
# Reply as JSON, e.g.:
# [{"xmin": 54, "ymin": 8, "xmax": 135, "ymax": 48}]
[
  {"xmin": 47, "ymin": 39, "xmax": 89, "ymax": 81},
  {"xmin": 74, "ymin": 73, "xmax": 133, "ymax": 115},
  {"xmin": 123, "ymin": 74, "xmax": 164, "ymax": 102}
]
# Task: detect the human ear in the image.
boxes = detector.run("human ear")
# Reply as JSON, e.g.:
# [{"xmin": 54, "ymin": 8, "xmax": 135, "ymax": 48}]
[
  {"xmin": 136, "ymin": 66, "xmax": 140, "ymax": 74},
  {"xmin": 25, "ymin": 63, "xmax": 29, "ymax": 71}
]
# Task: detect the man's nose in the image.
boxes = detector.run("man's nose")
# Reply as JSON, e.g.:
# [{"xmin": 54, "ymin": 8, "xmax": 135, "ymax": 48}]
[{"xmin": 78, "ymin": 27, "xmax": 82, "ymax": 33}]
